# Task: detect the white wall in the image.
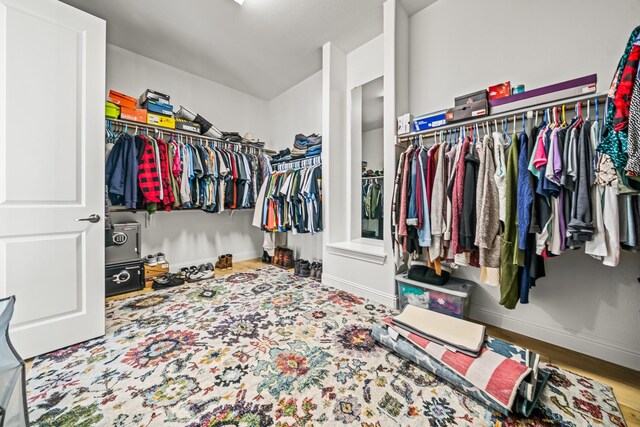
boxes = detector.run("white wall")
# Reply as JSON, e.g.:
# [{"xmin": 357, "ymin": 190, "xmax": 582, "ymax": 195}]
[
  {"xmin": 268, "ymin": 71, "xmax": 322, "ymax": 152},
  {"xmin": 362, "ymin": 127, "xmax": 384, "ymax": 170},
  {"xmin": 410, "ymin": 0, "xmax": 640, "ymax": 115},
  {"xmin": 322, "ymin": 17, "xmax": 406, "ymax": 307},
  {"xmin": 107, "ymin": 44, "xmax": 269, "ymax": 267},
  {"xmin": 266, "ymin": 71, "xmax": 324, "ymax": 260},
  {"xmin": 409, "ymin": 0, "xmax": 640, "ymax": 369}
]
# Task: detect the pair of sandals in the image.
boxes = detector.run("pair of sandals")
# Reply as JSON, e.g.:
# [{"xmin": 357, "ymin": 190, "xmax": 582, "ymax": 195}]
[{"xmin": 178, "ymin": 263, "xmax": 215, "ymax": 283}]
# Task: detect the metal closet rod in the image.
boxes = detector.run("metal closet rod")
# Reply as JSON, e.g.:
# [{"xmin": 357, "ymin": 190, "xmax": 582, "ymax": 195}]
[
  {"xmin": 273, "ymin": 155, "xmax": 322, "ymax": 170},
  {"xmin": 362, "ymin": 176, "xmax": 384, "ymax": 179},
  {"xmin": 106, "ymin": 118, "xmax": 270, "ymax": 152},
  {"xmin": 397, "ymin": 92, "xmax": 608, "ymax": 143}
]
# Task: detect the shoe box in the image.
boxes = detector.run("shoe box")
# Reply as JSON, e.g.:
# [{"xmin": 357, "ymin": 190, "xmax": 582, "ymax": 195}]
[
  {"xmin": 106, "ymin": 260, "xmax": 144, "ymax": 297},
  {"xmin": 106, "ymin": 222, "xmax": 141, "ymax": 264},
  {"xmin": 144, "ymin": 260, "xmax": 170, "ymax": 289},
  {"xmin": 107, "ymin": 90, "xmax": 137, "ymax": 109},
  {"xmin": 120, "ymin": 107, "xmax": 147, "ymax": 123},
  {"xmin": 143, "ymin": 99, "xmax": 174, "ymax": 116},
  {"xmin": 147, "ymin": 112, "xmax": 176, "ymax": 129}
]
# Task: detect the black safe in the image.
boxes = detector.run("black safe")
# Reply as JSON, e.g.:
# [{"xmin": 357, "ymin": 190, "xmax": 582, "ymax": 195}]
[{"xmin": 105, "ymin": 260, "xmax": 144, "ymax": 297}]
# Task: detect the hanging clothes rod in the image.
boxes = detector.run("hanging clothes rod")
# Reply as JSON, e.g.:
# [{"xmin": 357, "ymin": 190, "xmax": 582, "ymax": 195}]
[
  {"xmin": 106, "ymin": 118, "xmax": 272, "ymax": 153},
  {"xmin": 362, "ymin": 176, "xmax": 384, "ymax": 180},
  {"xmin": 272, "ymin": 155, "xmax": 322, "ymax": 171},
  {"xmin": 397, "ymin": 92, "xmax": 608, "ymax": 143}
]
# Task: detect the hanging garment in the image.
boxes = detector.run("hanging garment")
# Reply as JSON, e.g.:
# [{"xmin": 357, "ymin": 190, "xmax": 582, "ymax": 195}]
[
  {"xmin": 598, "ymin": 25, "xmax": 640, "ymax": 173},
  {"xmin": 451, "ymin": 138, "xmax": 470, "ymax": 256},
  {"xmin": 625, "ymin": 75, "xmax": 640, "ymax": 176},
  {"xmin": 499, "ymin": 132, "xmax": 522, "ymax": 309},
  {"xmin": 417, "ymin": 148, "xmax": 432, "ymax": 247},
  {"xmin": 429, "ymin": 143, "xmax": 447, "ymax": 262},
  {"xmin": 475, "ymin": 135, "xmax": 501, "ymax": 285},
  {"xmin": 460, "ymin": 142, "xmax": 480, "ymax": 251}
]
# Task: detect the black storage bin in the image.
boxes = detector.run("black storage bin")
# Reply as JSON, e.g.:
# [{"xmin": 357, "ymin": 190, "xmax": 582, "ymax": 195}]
[{"xmin": 105, "ymin": 260, "xmax": 144, "ymax": 297}]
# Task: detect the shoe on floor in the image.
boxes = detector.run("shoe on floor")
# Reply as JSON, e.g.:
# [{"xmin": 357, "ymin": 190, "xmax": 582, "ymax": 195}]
[
  {"xmin": 152, "ymin": 273, "xmax": 185, "ymax": 289},
  {"xmin": 187, "ymin": 264, "xmax": 215, "ymax": 282},
  {"xmin": 225, "ymin": 254, "xmax": 233, "ymax": 270},
  {"xmin": 215, "ymin": 255, "xmax": 226, "ymax": 270}
]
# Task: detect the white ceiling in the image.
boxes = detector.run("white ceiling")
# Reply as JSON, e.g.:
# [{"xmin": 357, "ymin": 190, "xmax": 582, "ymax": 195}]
[{"xmin": 60, "ymin": 0, "xmax": 437, "ymax": 100}]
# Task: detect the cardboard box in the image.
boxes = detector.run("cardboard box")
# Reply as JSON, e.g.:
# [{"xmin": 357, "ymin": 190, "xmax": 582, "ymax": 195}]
[
  {"xmin": 413, "ymin": 110, "xmax": 447, "ymax": 132},
  {"xmin": 175, "ymin": 119, "xmax": 201, "ymax": 134},
  {"xmin": 454, "ymin": 90, "xmax": 488, "ymax": 107},
  {"xmin": 397, "ymin": 113, "xmax": 413, "ymax": 135},
  {"xmin": 445, "ymin": 100, "xmax": 489, "ymax": 123},
  {"xmin": 105, "ymin": 101, "xmax": 120, "ymax": 119},
  {"xmin": 144, "ymin": 261, "xmax": 170, "ymax": 289},
  {"xmin": 108, "ymin": 90, "xmax": 137, "ymax": 109},
  {"xmin": 147, "ymin": 113, "xmax": 176, "ymax": 129},
  {"xmin": 143, "ymin": 99, "xmax": 174, "ymax": 116},
  {"xmin": 488, "ymin": 82, "xmax": 511, "ymax": 100},
  {"xmin": 139, "ymin": 89, "xmax": 171, "ymax": 106},
  {"xmin": 120, "ymin": 107, "xmax": 147, "ymax": 123}
]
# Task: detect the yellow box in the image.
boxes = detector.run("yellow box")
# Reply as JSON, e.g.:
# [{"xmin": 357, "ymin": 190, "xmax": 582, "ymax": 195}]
[
  {"xmin": 147, "ymin": 113, "xmax": 175, "ymax": 129},
  {"xmin": 144, "ymin": 261, "xmax": 170, "ymax": 289}
]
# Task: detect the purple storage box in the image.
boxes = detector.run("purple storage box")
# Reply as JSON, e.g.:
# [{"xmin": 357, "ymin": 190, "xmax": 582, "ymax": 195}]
[{"xmin": 489, "ymin": 74, "xmax": 597, "ymax": 114}]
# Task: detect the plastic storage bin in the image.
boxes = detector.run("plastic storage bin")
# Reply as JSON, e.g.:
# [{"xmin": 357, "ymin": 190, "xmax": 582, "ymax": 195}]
[{"xmin": 396, "ymin": 273, "xmax": 475, "ymax": 319}]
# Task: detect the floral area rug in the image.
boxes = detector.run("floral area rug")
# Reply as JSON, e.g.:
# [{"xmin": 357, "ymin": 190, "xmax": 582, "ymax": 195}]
[{"xmin": 26, "ymin": 266, "xmax": 626, "ymax": 426}]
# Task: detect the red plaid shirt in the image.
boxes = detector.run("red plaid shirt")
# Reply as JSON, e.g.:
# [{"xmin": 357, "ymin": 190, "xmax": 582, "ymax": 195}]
[
  {"xmin": 157, "ymin": 138, "xmax": 175, "ymax": 211},
  {"xmin": 138, "ymin": 136, "xmax": 162, "ymax": 203}
]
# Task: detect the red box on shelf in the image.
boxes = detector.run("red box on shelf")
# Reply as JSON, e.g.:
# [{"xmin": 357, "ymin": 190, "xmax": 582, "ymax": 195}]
[{"xmin": 488, "ymin": 82, "xmax": 511, "ymax": 100}]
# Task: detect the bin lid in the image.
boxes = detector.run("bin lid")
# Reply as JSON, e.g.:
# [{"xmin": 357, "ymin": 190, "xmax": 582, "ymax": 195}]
[{"xmin": 396, "ymin": 273, "xmax": 475, "ymax": 298}]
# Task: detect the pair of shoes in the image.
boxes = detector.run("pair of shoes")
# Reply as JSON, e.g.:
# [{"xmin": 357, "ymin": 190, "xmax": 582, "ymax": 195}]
[
  {"xmin": 178, "ymin": 263, "xmax": 215, "ymax": 282},
  {"xmin": 262, "ymin": 250, "xmax": 272, "ymax": 264},
  {"xmin": 273, "ymin": 247, "xmax": 294, "ymax": 268},
  {"xmin": 144, "ymin": 252, "xmax": 166, "ymax": 266},
  {"xmin": 294, "ymin": 259, "xmax": 311, "ymax": 277},
  {"xmin": 215, "ymin": 254, "xmax": 233, "ymax": 270},
  {"xmin": 310, "ymin": 262, "xmax": 323, "ymax": 280},
  {"xmin": 152, "ymin": 273, "xmax": 185, "ymax": 289}
]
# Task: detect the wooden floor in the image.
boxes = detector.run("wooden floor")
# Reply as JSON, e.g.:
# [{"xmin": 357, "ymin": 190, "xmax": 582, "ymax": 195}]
[{"xmin": 30, "ymin": 259, "xmax": 640, "ymax": 426}]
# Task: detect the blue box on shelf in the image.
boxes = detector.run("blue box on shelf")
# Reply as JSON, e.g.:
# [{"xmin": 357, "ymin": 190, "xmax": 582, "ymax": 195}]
[
  {"xmin": 144, "ymin": 99, "xmax": 174, "ymax": 117},
  {"xmin": 413, "ymin": 110, "xmax": 447, "ymax": 132}
]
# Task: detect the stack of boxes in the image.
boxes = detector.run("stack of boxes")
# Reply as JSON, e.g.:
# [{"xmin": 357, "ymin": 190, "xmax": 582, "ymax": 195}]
[
  {"xmin": 140, "ymin": 89, "xmax": 175, "ymax": 129},
  {"xmin": 105, "ymin": 88, "xmax": 205, "ymax": 135},
  {"xmin": 107, "ymin": 90, "xmax": 147, "ymax": 123}
]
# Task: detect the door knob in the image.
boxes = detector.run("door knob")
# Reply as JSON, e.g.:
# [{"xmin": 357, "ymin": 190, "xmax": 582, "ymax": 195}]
[{"xmin": 75, "ymin": 214, "xmax": 101, "ymax": 223}]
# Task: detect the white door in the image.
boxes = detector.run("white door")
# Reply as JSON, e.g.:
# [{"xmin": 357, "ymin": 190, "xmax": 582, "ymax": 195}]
[{"xmin": 0, "ymin": 0, "xmax": 106, "ymax": 358}]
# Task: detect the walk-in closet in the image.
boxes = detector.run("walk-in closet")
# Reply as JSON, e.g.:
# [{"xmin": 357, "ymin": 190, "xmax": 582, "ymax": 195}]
[{"xmin": 0, "ymin": 0, "xmax": 639, "ymax": 426}]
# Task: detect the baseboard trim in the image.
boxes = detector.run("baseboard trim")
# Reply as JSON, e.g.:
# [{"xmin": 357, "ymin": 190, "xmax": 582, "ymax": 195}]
[
  {"xmin": 170, "ymin": 250, "xmax": 262, "ymax": 272},
  {"xmin": 470, "ymin": 304, "xmax": 640, "ymax": 371},
  {"xmin": 322, "ymin": 273, "xmax": 397, "ymax": 308}
]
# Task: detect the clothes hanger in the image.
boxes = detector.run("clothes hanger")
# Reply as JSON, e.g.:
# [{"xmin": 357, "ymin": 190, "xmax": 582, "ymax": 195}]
[{"xmin": 561, "ymin": 105, "xmax": 567, "ymax": 127}]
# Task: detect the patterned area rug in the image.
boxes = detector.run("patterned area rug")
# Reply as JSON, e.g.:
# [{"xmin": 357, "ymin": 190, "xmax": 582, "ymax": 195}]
[{"xmin": 26, "ymin": 266, "xmax": 626, "ymax": 426}]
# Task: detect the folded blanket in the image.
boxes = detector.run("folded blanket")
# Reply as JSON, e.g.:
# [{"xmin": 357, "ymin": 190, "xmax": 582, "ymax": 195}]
[
  {"xmin": 392, "ymin": 305, "xmax": 485, "ymax": 357},
  {"xmin": 384, "ymin": 318, "xmax": 530, "ymax": 411},
  {"xmin": 372, "ymin": 324, "xmax": 549, "ymax": 416}
]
